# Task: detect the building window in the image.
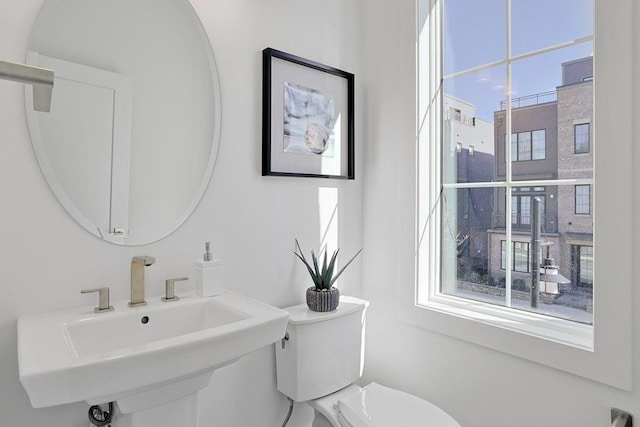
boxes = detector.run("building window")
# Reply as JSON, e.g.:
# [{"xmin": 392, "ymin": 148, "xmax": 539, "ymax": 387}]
[
  {"xmin": 511, "ymin": 194, "xmax": 531, "ymax": 226},
  {"xmin": 511, "ymin": 192, "xmax": 545, "ymax": 229},
  {"xmin": 575, "ymin": 123, "xmax": 590, "ymax": 153},
  {"xmin": 501, "ymin": 241, "xmax": 530, "ymax": 273},
  {"xmin": 531, "ymin": 130, "xmax": 546, "ymax": 160},
  {"xmin": 571, "ymin": 245, "xmax": 593, "ymax": 288},
  {"xmin": 575, "ymin": 185, "xmax": 590, "ymax": 214},
  {"xmin": 511, "ymin": 130, "xmax": 546, "ymax": 161}
]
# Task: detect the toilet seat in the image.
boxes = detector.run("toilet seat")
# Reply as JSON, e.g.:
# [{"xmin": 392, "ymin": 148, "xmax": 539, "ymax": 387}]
[
  {"xmin": 336, "ymin": 382, "xmax": 460, "ymax": 427},
  {"xmin": 308, "ymin": 384, "xmax": 361, "ymax": 426}
]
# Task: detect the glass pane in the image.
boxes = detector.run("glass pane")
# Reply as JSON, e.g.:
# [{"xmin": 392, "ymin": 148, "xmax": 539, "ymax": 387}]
[
  {"xmin": 512, "ymin": 0, "xmax": 593, "ymax": 57},
  {"xmin": 442, "ymin": 66, "xmax": 503, "ymax": 185},
  {"xmin": 441, "ymin": 188, "xmax": 505, "ymax": 307},
  {"xmin": 575, "ymin": 185, "xmax": 590, "ymax": 214},
  {"xmin": 519, "ymin": 196, "xmax": 531, "ymax": 226},
  {"xmin": 443, "ymin": 0, "xmax": 506, "ymax": 75},
  {"xmin": 511, "ymin": 43, "xmax": 592, "ymax": 102},
  {"xmin": 508, "ymin": 183, "xmax": 593, "ymax": 324},
  {"xmin": 532, "ymin": 130, "xmax": 546, "ymax": 160},
  {"xmin": 510, "ymin": 44, "xmax": 593, "ymax": 181},
  {"xmin": 517, "ymin": 132, "xmax": 531, "ymax": 161},
  {"xmin": 578, "ymin": 246, "xmax": 594, "ymax": 286},
  {"xmin": 574, "ymin": 123, "xmax": 590, "ymax": 153},
  {"xmin": 512, "ymin": 240, "xmax": 593, "ymax": 325},
  {"xmin": 510, "ymin": 134, "xmax": 517, "ymax": 162},
  {"xmin": 514, "ymin": 241, "xmax": 529, "ymax": 272}
]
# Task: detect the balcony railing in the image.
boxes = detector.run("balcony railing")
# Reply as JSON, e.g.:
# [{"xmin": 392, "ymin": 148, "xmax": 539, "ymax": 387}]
[
  {"xmin": 500, "ymin": 90, "xmax": 557, "ymax": 110},
  {"xmin": 447, "ymin": 110, "xmax": 476, "ymax": 126}
]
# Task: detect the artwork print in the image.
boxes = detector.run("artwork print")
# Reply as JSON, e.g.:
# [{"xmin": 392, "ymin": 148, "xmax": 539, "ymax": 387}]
[
  {"xmin": 262, "ymin": 47, "xmax": 354, "ymax": 179},
  {"xmin": 283, "ymin": 82, "xmax": 336, "ymax": 157}
]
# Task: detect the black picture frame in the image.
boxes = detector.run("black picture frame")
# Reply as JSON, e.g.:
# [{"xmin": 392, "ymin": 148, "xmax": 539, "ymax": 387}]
[{"xmin": 262, "ymin": 47, "xmax": 355, "ymax": 179}]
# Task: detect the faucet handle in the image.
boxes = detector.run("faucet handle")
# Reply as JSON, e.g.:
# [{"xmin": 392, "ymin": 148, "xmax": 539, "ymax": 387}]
[
  {"xmin": 162, "ymin": 277, "xmax": 189, "ymax": 302},
  {"xmin": 81, "ymin": 287, "xmax": 114, "ymax": 313}
]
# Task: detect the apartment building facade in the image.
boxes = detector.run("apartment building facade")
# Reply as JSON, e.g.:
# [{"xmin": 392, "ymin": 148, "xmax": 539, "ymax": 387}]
[{"xmin": 487, "ymin": 56, "xmax": 594, "ymax": 294}]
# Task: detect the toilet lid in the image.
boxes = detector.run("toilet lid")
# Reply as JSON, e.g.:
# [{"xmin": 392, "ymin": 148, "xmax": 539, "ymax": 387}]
[{"xmin": 337, "ymin": 382, "xmax": 460, "ymax": 427}]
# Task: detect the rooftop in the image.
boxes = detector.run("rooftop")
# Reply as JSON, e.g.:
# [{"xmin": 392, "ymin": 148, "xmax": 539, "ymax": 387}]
[{"xmin": 499, "ymin": 90, "xmax": 557, "ymax": 111}]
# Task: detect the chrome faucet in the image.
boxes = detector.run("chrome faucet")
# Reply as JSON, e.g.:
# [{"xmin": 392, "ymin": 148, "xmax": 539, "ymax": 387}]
[{"xmin": 129, "ymin": 256, "xmax": 155, "ymax": 307}]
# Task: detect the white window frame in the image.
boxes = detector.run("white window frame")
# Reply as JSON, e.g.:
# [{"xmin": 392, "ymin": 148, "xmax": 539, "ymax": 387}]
[{"xmin": 401, "ymin": 0, "xmax": 632, "ymax": 390}]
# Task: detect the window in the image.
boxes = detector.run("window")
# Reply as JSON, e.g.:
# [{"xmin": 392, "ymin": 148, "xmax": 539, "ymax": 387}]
[
  {"xmin": 437, "ymin": 0, "xmax": 594, "ymax": 322},
  {"xmin": 575, "ymin": 185, "xmax": 590, "ymax": 214},
  {"xmin": 511, "ymin": 130, "xmax": 546, "ymax": 161},
  {"xmin": 408, "ymin": 0, "xmax": 633, "ymax": 390},
  {"xmin": 571, "ymin": 245, "xmax": 593, "ymax": 287},
  {"xmin": 511, "ymin": 194, "xmax": 531, "ymax": 226},
  {"xmin": 511, "ymin": 187, "xmax": 547, "ymax": 231},
  {"xmin": 531, "ymin": 130, "xmax": 546, "ymax": 160},
  {"xmin": 450, "ymin": 107, "xmax": 461, "ymax": 121},
  {"xmin": 575, "ymin": 123, "xmax": 590, "ymax": 153},
  {"xmin": 501, "ymin": 241, "xmax": 530, "ymax": 273}
]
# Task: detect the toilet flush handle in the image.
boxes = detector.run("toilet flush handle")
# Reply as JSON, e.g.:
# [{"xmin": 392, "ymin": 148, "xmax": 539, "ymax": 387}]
[{"xmin": 281, "ymin": 332, "xmax": 289, "ymax": 349}]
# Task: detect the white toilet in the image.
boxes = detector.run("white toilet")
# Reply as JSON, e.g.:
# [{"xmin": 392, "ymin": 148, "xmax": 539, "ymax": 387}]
[{"xmin": 275, "ymin": 296, "xmax": 460, "ymax": 427}]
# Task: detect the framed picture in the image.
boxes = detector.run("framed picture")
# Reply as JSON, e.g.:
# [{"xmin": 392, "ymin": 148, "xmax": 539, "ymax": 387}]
[{"xmin": 262, "ymin": 47, "xmax": 354, "ymax": 179}]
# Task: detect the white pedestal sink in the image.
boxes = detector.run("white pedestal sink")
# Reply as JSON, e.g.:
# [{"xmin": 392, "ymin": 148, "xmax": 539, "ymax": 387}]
[{"xmin": 18, "ymin": 290, "xmax": 289, "ymax": 426}]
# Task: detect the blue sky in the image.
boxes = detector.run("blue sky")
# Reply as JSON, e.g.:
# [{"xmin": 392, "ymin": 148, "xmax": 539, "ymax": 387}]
[{"xmin": 443, "ymin": 0, "xmax": 593, "ymax": 121}]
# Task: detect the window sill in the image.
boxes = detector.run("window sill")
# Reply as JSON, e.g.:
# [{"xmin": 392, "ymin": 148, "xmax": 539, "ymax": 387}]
[
  {"xmin": 397, "ymin": 282, "xmax": 630, "ymax": 390},
  {"xmin": 420, "ymin": 293, "xmax": 593, "ymax": 351}
]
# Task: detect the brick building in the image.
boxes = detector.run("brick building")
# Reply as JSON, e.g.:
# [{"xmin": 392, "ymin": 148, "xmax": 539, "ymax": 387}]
[{"xmin": 487, "ymin": 56, "xmax": 593, "ymax": 293}]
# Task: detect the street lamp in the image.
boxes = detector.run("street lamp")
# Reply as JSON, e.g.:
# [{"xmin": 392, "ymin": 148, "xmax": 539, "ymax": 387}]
[{"xmin": 531, "ymin": 197, "xmax": 570, "ymax": 308}]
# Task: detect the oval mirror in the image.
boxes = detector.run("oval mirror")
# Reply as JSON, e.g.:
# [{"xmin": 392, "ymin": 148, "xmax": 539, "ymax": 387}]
[{"xmin": 24, "ymin": 0, "xmax": 221, "ymax": 245}]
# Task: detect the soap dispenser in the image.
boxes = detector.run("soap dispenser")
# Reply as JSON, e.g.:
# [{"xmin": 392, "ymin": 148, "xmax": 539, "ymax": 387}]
[{"xmin": 195, "ymin": 242, "xmax": 223, "ymax": 297}]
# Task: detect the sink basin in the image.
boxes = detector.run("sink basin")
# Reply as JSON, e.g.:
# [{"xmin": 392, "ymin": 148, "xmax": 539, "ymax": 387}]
[
  {"xmin": 18, "ymin": 291, "xmax": 289, "ymax": 411},
  {"xmin": 65, "ymin": 297, "xmax": 250, "ymax": 358}
]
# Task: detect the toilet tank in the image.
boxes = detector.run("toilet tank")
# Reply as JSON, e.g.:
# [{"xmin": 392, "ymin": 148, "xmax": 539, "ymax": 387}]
[{"xmin": 275, "ymin": 296, "xmax": 369, "ymax": 402}]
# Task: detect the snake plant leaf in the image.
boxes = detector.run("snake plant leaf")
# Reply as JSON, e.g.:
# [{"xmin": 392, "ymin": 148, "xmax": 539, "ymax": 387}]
[
  {"xmin": 321, "ymin": 249, "xmax": 339, "ymax": 289},
  {"xmin": 330, "ymin": 248, "xmax": 363, "ymax": 286},
  {"xmin": 311, "ymin": 249, "xmax": 321, "ymax": 281},
  {"xmin": 322, "ymin": 250, "xmax": 328, "ymax": 279},
  {"xmin": 319, "ymin": 246, "xmax": 329, "ymax": 288},
  {"xmin": 293, "ymin": 252, "xmax": 321, "ymax": 288},
  {"xmin": 294, "ymin": 239, "xmax": 310, "ymax": 267},
  {"xmin": 294, "ymin": 240, "xmax": 322, "ymax": 287}
]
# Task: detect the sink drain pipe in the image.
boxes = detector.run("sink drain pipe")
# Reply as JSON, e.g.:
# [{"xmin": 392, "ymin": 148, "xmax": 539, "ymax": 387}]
[{"xmin": 88, "ymin": 402, "xmax": 114, "ymax": 427}]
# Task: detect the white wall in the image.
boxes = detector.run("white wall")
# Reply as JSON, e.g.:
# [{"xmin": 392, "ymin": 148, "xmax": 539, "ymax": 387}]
[
  {"xmin": 0, "ymin": 0, "xmax": 362, "ymax": 425},
  {"xmin": 360, "ymin": 1, "xmax": 640, "ymax": 427}
]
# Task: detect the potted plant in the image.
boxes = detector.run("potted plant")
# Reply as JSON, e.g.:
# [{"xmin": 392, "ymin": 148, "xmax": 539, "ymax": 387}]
[{"xmin": 294, "ymin": 239, "xmax": 363, "ymax": 312}]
